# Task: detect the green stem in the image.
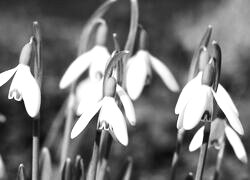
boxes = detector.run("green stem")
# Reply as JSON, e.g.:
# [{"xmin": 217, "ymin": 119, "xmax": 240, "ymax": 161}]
[
  {"xmin": 86, "ymin": 130, "xmax": 101, "ymax": 180},
  {"xmin": 121, "ymin": 0, "xmax": 139, "ymax": 89},
  {"xmin": 78, "ymin": 0, "xmax": 116, "ymax": 54},
  {"xmin": 32, "ymin": 119, "xmax": 39, "ymax": 180},
  {"xmin": 212, "ymin": 141, "xmax": 225, "ymax": 180},
  {"xmin": 170, "ymin": 128, "xmax": 185, "ymax": 180},
  {"xmin": 60, "ymin": 85, "xmax": 75, "ymax": 169},
  {"xmin": 195, "ymin": 123, "xmax": 211, "ymax": 180}
]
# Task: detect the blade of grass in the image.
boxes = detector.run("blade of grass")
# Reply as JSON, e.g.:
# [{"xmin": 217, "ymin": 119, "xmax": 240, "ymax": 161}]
[{"xmin": 212, "ymin": 141, "xmax": 225, "ymax": 180}]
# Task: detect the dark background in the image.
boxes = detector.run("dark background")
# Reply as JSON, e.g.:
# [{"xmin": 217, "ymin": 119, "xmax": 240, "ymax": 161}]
[{"xmin": 0, "ymin": 0, "xmax": 249, "ymax": 179}]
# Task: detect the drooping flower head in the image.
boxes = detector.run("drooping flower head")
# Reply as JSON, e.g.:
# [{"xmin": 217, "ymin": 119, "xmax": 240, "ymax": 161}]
[
  {"xmin": 125, "ymin": 28, "xmax": 179, "ymax": 100},
  {"xmin": 0, "ymin": 38, "xmax": 41, "ymax": 117},
  {"xmin": 175, "ymin": 41, "xmax": 244, "ymax": 135},
  {"xmin": 71, "ymin": 51, "xmax": 136, "ymax": 146},
  {"xmin": 60, "ymin": 20, "xmax": 111, "ymax": 89}
]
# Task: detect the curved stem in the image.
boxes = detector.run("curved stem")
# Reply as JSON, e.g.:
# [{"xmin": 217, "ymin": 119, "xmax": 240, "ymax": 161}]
[
  {"xmin": 121, "ymin": 0, "xmax": 139, "ymax": 88},
  {"xmin": 78, "ymin": 0, "xmax": 116, "ymax": 54}
]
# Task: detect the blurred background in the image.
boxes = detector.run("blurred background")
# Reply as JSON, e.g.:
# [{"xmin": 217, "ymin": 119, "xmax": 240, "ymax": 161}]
[{"xmin": 0, "ymin": 0, "xmax": 249, "ymax": 179}]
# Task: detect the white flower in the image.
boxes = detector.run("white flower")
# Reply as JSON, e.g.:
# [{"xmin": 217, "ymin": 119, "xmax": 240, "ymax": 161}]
[
  {"xmin": 175, "ymin": 70, "xmax": 243, "ymax": 135},
  {"xmin": 0, "ymin": 64, "xmax": 41, "ymax": 117},
  {"xmin": 189, "ymin": 118, "xmax": 247, "ymax": 163},
  {"xmin": 59, "ymin": 45, "xmax": 110, "ymax": 89},
  {"xmin": 71, "ymin": 84, "xmax": 135, "ymax": 146},
  {"xmin": 75, "ymin": 77, "xmax": 103, "ymax": 116},
  {"xmin": 126, "ymin": 49, "xmax": 179, "ymax": 100}
]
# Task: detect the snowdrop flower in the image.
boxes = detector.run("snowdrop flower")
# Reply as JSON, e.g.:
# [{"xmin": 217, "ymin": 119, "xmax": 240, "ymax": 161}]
[
  {"xmin": 59, "ymin": 45, "xmax": 110, "ymax": 89},
  {"xmin": 189, "ymin": 118, "xmax": 247, "ymax": 163},
  {"xmin": 71, "ymin": 77, "xmax": 135, "ymax": 146},
  {"xmin": 126, "ymin": 49, "xmax": 179, "ymax": 100},
  {"xmin": 176, "ymin": 62, "xmax": 244, "ymax": 135},
  {"xmin": 0, "ymin": 39, "xmax": 41, "ymax": 118},
  {"xmin": 60, "ymin": 19, "xmax": 110, "ymax": 89}
]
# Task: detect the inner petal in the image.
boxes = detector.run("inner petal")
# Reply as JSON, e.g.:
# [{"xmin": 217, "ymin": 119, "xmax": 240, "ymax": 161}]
[{"xmin": 8, "ymin": 89, "xmax": 22, "ymax": 101}]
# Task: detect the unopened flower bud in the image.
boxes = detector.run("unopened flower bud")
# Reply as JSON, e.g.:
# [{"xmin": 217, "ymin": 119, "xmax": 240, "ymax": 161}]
[
  {"xmin": 104, "ymin": 77, "xmax": 116, "ymax": 97},
  {"xmin": 202, "ymin": 63, "xmax": 215, "ymax": 86},
  {"xmin": 19, "ymin": 38, "xmax": 33, "ymax": 65}
]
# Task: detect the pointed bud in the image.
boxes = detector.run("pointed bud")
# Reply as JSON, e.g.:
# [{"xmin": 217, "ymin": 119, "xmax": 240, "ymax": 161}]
[
  {"xmin": 116, "ymin": 157, "xmax": 133, "ymax": 180},
  {"xmin": 62, "ymin": 158, "xmax": 73, "ymax": 180},
  {"xmin": 185, "ymin": 172, "xmax": 194, "ymax": 180},
  {"xmin": 201, "ymin": 63, "xmax": 215, "ymax": 86},
  {"xmin": 19, "ymin": 38, "xmax": 34, "ymax": 65},
  {"xmin": 73, "ymin": 155, "xmax": 85, "ymax": 180},
  {"xmin": 198, "ymin": 47, "xmax": 209, "ymax": 71},
  {"xmin": 17, "ymin": 164, "xmax": 26, "ymax": 180},
  {"xmin": 39, "ymin": 147, "xmax": 52, "ymax": 180},
  {"xmin": 104, "ymin": 77, "xmax": 116, "ymax": 97}
]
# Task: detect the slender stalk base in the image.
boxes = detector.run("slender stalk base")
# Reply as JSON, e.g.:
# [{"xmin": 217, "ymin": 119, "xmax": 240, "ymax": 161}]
[
  {"xmin": 195, "ymin": 123, "xmax": 211, "ymax": 180},
  {"xmin": 170, "ymin": 128, "xmax": 185, "ymax": 180},
  {"xmin": 87, "ymin": 130, "xmax": 101, "ymax": 180},
  {"xmin": 32, "ymin": 119, "xmax": 39, "ymax": 180},
  {"xmin": 213, "ymin": 141, "xmax": 225, "ymax": 180}
]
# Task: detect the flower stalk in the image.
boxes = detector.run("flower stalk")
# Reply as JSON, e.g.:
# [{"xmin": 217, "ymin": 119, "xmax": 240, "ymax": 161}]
[
  {"xmin": 60, "ymin": 84, "xmax": 76, "ymax": 169},
  {"xmin": 122, "ymin": 0, "xmax": 139, "ymax": 88},
  {"xmin": 32, "ymin": 21, "xmax": 42, "ymax": 180}
]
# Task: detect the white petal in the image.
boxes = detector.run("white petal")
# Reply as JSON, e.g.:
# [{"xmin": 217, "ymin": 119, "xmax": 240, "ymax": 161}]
[
  {"xmin": 88, "ymin": 46, "xmax": 110, "ymax": 81},
  {"xmin": 189, "ymin": 126, "xmax": 204, "ymax": 151},
  {"xmin": 12, "ymin": 65, "xmax": 41, "ymax": 117},
  {"xmin": 217, "ymin": 84, "xmax": 239, "ymax": 116},
  {"xmin": 183, "ymin": 85, "xmax": 213, "ymax": 130},
  {"xmin": 225, "ymin": 125, "xmax": 248, "ymax": 164},
  {"xmin": 76, "ymin": 78, "xmax": 103, "ymax": 115},
  {"xmin": 59, "ymin": 49, "xmax": 93, "ymax": 89},
  {"xmin": 0, "ymin": 66, "xmax": 18, "ymax": 87},
  {"xmin": 209, "ymin": 118, "xmax": 226, "ymax": 149},
  {"xmin": 99, "ymin": 97, "xmax": 128, "ymax": 146},
  {"xmin": 149, "ymin": 54, "xmax": 179, "ymax": 92},
  {"xmin": 126, "ymin": 50, "xmax": 149, "ymax": 100},
  {"xmin": 71, "ymin": 99, "xmax": 104, "ymax": 139},
  {"xmin": 212, "ymin": 89, "xmax": 244, "ymax": 135},
  {"xmin": 116, "ymin": 85, "xmax": 136, "ymax": 126},
  {"xmin": 175, "ymin": 72, "xmax": 202, "ymax": 114}
]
